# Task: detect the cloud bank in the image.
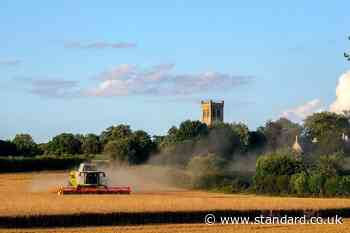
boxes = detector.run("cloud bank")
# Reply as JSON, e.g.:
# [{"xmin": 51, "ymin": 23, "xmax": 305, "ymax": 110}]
[
  {"xmin": 86, "ymin": 64, "xmax": 251, "ymax": 97},
  {"xmin": 64, "ymin": 42, "xmax": 136, "ymax": 49},
  {"xmin": 281, "ymin": 99, "xmax": 324, "ymax": 122},
  {"xmin": 18, "ymin": 64, "xmax": 251, "ymax": 99},
  {"xmin": 281, "ymin": 70, "xmax": 350, "ymax": 122}
]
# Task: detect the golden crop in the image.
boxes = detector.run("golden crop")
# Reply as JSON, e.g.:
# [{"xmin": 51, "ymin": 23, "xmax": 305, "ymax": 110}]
[{"xmin": 1, "ymin": 172, "xmax": 350, "ymax": 217}]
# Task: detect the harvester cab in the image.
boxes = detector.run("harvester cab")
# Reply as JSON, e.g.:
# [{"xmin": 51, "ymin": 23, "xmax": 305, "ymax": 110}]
[
  {"xmin": 69, "ymin": 163, "xmax": 107, "ymax": 187},
  {"xmin": 57, "ymin": 162, "xmax": 131, "ymax": 195}
]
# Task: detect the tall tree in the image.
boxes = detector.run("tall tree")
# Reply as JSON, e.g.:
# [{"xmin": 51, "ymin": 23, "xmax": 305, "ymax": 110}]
[
  {"xmin": 230, "ymin": 122, "xmax": 250, "ymax": 152},
  {"xmin": 248, "ymin": 131, "xmax": 266, "ymax": 151},
  {"xmin": 130, "ymin": 130, "xmax": 155, "ymax": 164},
  {"xmin": 100, "ymin": 124, "xmax": 132, "ymax": 145},
  {"xmin": 275, "ymin": 117, "xmax": 303, "ymax": 145},
  {"xmin": 207, "ymin": 122, "xmax": 240, "ymax": 159},
  {"xmin": 317, "ymin": 153, "xmax": 344, "ymax": 177},
  {"xmin": 12, "ymin": 134, "xmax": 38, "ymax": 156},
  {"xmin": 104, "ymin": 138, "xmax": 136, "ymax": 164},
  {"xmin": 103, "ymin": 130, "xmax": 155, "ymax": 164},
  {"xmin": 48, "ymin": 133, "xmax": 82, "ymax": 155},
  {"xmin": 304, "ymin": 112, "xmax": 350, "ymax": 154},
  {"xmin": 304, "ymin": 112, "xmax": 350, "ymax": 139},
  {"xmin": 176, "ymin": 120, "xmax": 209, "ymax": 142},
  {"xmin": 81, "ymin": 134, "xmax": 101, "ymax": 154},
  {"xmin": 0, "ymin": 140, "xmax": 17, "ymax": 156},
  {"xmin": 259, "ymin": 118, "xmax": 302, "ymax": 151}
]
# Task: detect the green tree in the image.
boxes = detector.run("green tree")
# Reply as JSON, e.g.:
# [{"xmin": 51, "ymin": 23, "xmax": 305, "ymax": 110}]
[
  {"xmin": 338, "ymin": 176, "xmax": 350, "ymax": 195},
  {"xmin": 130, "ymin": 130, "xmax": 155, "ymax": 164},
  {"xmin": 37, "ymin": 143, "xmax": 48, "ymax": 155},
  {"xmin": 255, "ymin": 151, "xmax": 303, "ymax": 177},
  {"xmin": 317, "ymin": 153, "xmax": 344, "ymax": 177},
  {"xmin": 305, "ymin": 153, "xmax": 345, "ymax": 195},
  {"xmin": 12, "ymin": 134, "xmax": 38, "ymax": 156},
  {"xmin": 275, "ymin": 175, "xmax": 290, "ymax": 194},
  {"xmin": 48, "ymin": 133, "xmax": 82, "ymax": 155},
  {"xmin": 168, "ymin": 126, "xmax": 178, "ymax": 137},
  {"xmin": 207, "ymin": 122, "xmax": 240, "ymax": 159},
  {"xmin": 160, "ymin": 120, "xmax": 209, "ymax": 149},
  {"xmin": 254, "ymin": 150, "xmax": 304, "ymax": 194},
  {"xmin": 152, "ymin": 135, "xmax": 165, "ymax": 152},
  {"xmin": 100, "ymin": 124, "xmax": 132, "ymax": 145},
  {"xmin": 248, "ymin": 131, "xmax": 266, "ymax": 151},
  {"xmin": 324, "ymin": 177, "xmax": 340, "ymax": 196},
  {"xmin": 304, "ymin": 112, "xmax": 350, "ymax": 154},
  {"xmin": 307, "ymin": 172, "xmax": 324, "ymax": 194},
  {"xmin": 176, "ymin": 120, "xmax": 209, "ymax": 142},
  {"xmin": 104, "ymin": 138, "xmax": 136, "ymax": 164},
  {"xmin": 81, "ymin": 134, "xmax": 101, "ymax": 154},
  {"xmin": 290, "ymin": 172, "xmax": 308, "ymax": 195},
  {"xmin": 164, "ymin": 126, "xmax": 179, "ymax": 146},
  {"xmin": 276, "ymin": 118, "xmax": 303, "ymax": 145},
  {"xmin": 186, "ymin": 154, "xmax": 225, "ymax": 189},
  {"xmin": 259, "ymin": 118, "xmax": 302, "ymax": 151},
  {"xmin": 0, "ymin": 140, "xmax": 17, "ymax": 156},
  {"xmin": 230, "ymin": 122, "xmax": 250, "ymax": 152},
  {"xmin": 259, "ymin": 120, "xmax": 282, "ymax": 151},
  {"xmin": 103, "ymin": 131, "xmax": 154, "ymax": 165}
]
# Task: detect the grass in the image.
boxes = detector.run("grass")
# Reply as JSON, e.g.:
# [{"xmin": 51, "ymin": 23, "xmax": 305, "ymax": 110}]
[
  {"xmin": 2, "ymin": 172, "xmax": 350, "ymax": 217},
  {"xmin": 1, "ymin": 221, "xmax": 350, "ymax": 233}
]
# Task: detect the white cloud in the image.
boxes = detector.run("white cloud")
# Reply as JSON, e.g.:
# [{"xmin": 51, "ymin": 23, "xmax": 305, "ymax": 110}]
[
  {"xmin": 15, "ymin": 64, "xmax": 251, "ymax": 99},
  {"xmin": 330, "ymin": 70, "xmax": 350, "ymax": 113},
  {"xmin": 86, "ymin": 64, "xmax": 251, "ymax": 97},
  {"xmin": 281, "ymin": 99, "xmax": 324, "ymax": 122},
  {"xmin": 88, "ymin": 79, "xmax": 130, "ymax": 96}
]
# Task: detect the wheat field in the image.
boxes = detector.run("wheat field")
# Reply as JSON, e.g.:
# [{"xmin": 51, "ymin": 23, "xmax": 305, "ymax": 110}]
[
  {"xmin": 2, "ymin": 172, "xmax": 350, "ymax": 217},
  {"xmin": 1, "ymin": 222, "xmax": 350, "ymax": 233}
]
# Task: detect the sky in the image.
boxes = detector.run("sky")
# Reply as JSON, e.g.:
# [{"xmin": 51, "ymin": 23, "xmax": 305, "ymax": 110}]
[{"xmin": 1, "ymin": 0, "xmax": 350, "ymax": 142}]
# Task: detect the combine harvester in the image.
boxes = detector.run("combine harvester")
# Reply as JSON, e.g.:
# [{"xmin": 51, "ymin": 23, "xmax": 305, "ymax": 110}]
[{"xmin": 57, "ymin": 163, "xmax": 131, "ymax": 195}]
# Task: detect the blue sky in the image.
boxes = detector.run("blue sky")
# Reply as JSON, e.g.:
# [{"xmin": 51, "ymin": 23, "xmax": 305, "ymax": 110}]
[{"xmin": 1, "ymin": 0, "xmax": 350, "ymax": 142}]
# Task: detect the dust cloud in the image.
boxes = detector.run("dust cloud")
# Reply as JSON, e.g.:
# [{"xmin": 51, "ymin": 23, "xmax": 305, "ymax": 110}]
[
  {"xmin": 30, "ymin": 172, "xmax": 67, "ymax": 192},
  {"xmin": 105, "ymin": 164, "xmax": 186, "ymax": 193}
]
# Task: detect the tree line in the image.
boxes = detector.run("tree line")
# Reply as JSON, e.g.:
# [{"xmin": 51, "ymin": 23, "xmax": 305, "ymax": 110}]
[
  {"xmin": 0, "ymin": 125, "xmax": 156, "ymax": 165},
  {"xmin": 2, "ymin": 111, "xmax": 350, "ymax": 196},
  {"xmin": 2, "ymin": 111, "xmax": 350, "ymax": 163}
]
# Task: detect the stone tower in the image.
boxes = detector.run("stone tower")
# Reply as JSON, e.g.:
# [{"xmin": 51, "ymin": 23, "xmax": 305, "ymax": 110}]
[{"xmin": 201, "ymin": 100, "xmax": 224, "ymax": 126}]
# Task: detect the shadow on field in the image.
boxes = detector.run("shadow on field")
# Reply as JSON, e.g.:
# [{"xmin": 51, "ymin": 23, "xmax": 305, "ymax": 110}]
[{"xmin": 1, "ymin": 208, "xmax": 349, "ymax": 228}]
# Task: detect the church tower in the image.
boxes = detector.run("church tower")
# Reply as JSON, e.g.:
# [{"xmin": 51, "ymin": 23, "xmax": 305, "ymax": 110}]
[{"xmin": 201, "ymin": 100, "xmax": 224, "ymax": 126}]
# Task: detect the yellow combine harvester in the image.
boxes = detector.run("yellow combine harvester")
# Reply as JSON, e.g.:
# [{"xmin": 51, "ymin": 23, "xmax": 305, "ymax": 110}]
[{"xmin": 57, "ymin": 163, "xmax": 131, "ymax": 195}]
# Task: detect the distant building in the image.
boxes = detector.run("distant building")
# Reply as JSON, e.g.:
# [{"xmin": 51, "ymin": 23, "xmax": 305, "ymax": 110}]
[{"xmin": 201, "ymin": 100, "xmax": 224, "ymax": 126}]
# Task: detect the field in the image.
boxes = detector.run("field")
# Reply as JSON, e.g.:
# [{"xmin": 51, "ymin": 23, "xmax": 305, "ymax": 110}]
[
  {"xmin": 1, "ymin": 222, "xmax": 350, "ymax": 233},
  {"xmin": 2, "ymin": 171, "xmax": 350, "ymax": 232},
  {"xmin": 2, "ymin": 171, "xmax": 350, "ymax": 217}
]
